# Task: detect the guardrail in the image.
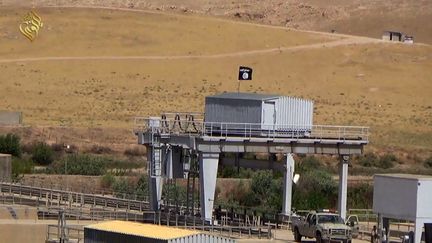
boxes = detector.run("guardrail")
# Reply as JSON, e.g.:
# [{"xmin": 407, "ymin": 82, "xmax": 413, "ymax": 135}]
[
  {"xmin": 0, "ymin": 182, "xmax": 201, "ymax": 219},
  {"xmin": 5, "ymin": 180, "xmax": 150, "ymax": 202},
  {"xmin": 0, "ymin": 182, "xmax": 149, "ymax": 212},
  {"xmin": 134, "ymin": 116, "xmax": 369, "ymax": 141}
]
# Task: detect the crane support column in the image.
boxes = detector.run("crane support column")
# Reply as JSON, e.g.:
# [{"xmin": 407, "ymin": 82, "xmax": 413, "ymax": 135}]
[
  {"xmin": 282, "ymin": 153, "xmax": 295, "ymax": 216},
  {"xmin": 199, "ymin": 152, "xmax": 220, "ymax": 221},
  {"xmin": 147, "ymin": 145, "xmax": 165, "ymax": 211},
  {"xmin": 338, "ymin": 155, "xmax": 349, "ymax": 219}
]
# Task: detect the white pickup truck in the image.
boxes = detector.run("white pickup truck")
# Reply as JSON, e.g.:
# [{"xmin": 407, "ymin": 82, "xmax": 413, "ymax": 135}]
[{"xmin": 292, "ymin": 211, "xmax": 353, "ymax": 243}]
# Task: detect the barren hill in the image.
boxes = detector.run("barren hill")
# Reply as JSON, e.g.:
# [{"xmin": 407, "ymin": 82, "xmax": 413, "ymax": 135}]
[{"xmin": 2, "ymin": 0, "xmax": 432, "ymax": 44}]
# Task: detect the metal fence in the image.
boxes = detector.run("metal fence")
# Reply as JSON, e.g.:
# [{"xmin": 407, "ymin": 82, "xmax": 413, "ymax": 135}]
[
  {"xmin": 46, "ymin": 224, "xmax": 84, "ymax": 243},
  {"xmin": 0, "ymin": 182, "xmax": 150, "ymax": 213},
  {"xmin": 142, "ymin": 211, "xmax": 273, "ymax": 239}
]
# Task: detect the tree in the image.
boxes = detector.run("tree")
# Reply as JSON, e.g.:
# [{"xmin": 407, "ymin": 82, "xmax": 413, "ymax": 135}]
[
  {"xmin": 293, "ymin": 170, "xmax": 338, "ymax": 210},
  {"xmin": 249, "ymin": 170, "xmax": 282, "ymax": 213},
  {"xmin": 0, "ymin": 133, "xmax": 21, "ymax": 157},
  {"xmin": 250, "ymin": 170, "xmax": 273, "ymax": 198}
]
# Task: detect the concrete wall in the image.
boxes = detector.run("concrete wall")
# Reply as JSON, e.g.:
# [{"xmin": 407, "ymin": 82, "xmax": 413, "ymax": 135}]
[
  {"xmin": 0, "ymin": 206, "xmax": 38, "ymax": 220},
  {"xmin": 0, "ymin": 222, "xmax": 47, "ymax": 243},
  {"xmin": 382, "ymin": 33, "xmax": 391, "ymax": 41},
  {"xmin": 0, "ymin": 111, "xmax": 22, "ymax": 125},
  {"xmin": 0, "ymin": 154, "xmax": 12, "ymax": 182}
]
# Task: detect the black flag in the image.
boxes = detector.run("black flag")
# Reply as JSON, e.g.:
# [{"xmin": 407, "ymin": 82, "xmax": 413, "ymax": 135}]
[{"xmin": 238, "ymin": 66, "xmax": 253, "ymax": 80}]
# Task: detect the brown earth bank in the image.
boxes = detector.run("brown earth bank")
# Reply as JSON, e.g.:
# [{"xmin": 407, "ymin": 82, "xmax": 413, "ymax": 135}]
[
  {"xmin": 0, "ymin": 126, "xmax": 140, "ymax": 154},
  {"xmin": 21, "ymin": 174, "xmax": 373, "ymax": 197},
  {"xmin": 0, "ymin": 221, "xmax": 48, "ymax": 243},
  {"xmin": 0, "ymin": 124, "xmax": 431, "ymax": 173},
  {"xmin": 2, "ymin": 0, "xmax": 432, "ymax": 44},
  {"xmin": 0, "ymin": 219, "xmax": 94, "ymax": 243}
]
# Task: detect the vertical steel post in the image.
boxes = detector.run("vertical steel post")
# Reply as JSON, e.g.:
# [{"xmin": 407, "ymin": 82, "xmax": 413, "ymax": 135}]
[
  {"xmin": 147, "ymin": 145, "xmax": 164, "ymax": 211},
  {"xmin": 338, "ymin": 155, "xmax": 349, "ymax": 220},
  {"xmin": 282, "ymin": 153, "xmax": 295, "ymax": 216}
]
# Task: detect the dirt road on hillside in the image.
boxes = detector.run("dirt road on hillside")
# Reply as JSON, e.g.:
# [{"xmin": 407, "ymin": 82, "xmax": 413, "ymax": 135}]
[{"xmin": 0, "ymin": 37, "xmax": 382, "ymax": 64}]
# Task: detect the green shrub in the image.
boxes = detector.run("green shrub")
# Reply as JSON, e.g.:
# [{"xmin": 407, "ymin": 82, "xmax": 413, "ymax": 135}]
[
  {"xmin": 163, "ymin": 183, "xmax": 187, "ymax": 205},
  {"xmin": 0, "ymin": 133, "xmax": 21, "ymax": 157},
  {"xmin": 101, "ymin": 173, "xmax": 115, "ymax": 189},
  {"xmin": 50, "ymin": 154, "xmax": 107, "ymax": 175},
  {"xmin": 112, "ymin": 178, "xmax": 135, "ymax": 198},
  {"xmin": 108, "ymin": 175, "xmax": 149, "ymax": 200},
  {"xmin": 135, "ymin": 175, "xmax": 149, "ymax": 200},
  {"xmin": 358, "ymin": 152, "xmax": 397, "ymax": 169},
  {"xmin": 11, "ymin": 157, "xmax": 33, "ymax": 181},
  {"xmin": 251, "ymin": 170, "xmax": 273, "ymax": 198},
  {"xmin": 248, "ymin": 170, "xmax": 283, "ymax": 212},
  {"xmin": 238, "ymin": 168, "xmax": 255, "ymax": 178},
  {"xmin": 293, "ymin": 170, "xmax": 338, "ymax": 210},
  {"xmin": 296, "ymin": 156, "xmax": 322, "ymax": 173},
  {"xmin": 358, "ymin": 152, "xmax": 378, "ymax": 167},
  {"xmin": 377, "ymin": 154, "xmax": 397, "ymax": 169},
  {"xmin": 223, "ymin": 180, "xmax": 250, "ymax": 206},
  {"xmin": 424, "ymin": 157, "xmax": 432, "ymax": 168},
  {"xmin": 348, "ymin": 183, "xmax": 373, "ymax": 209},
  {"xmin": 32, "ymin": 142, "xmax": 54, "ymax": 165},
  {"xmin": 218, "ymin": 165, "xmax": 237, "ymax": 178}
]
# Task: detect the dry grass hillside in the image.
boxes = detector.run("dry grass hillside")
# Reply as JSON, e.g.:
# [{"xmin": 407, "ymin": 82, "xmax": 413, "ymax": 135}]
[
  {"xmin": 2, "ymin": 0, "xmax": 432, "ymax": 44},
  {"xmin": 0, "ymin": 7, "xmax": 431, "ymax": 153}
]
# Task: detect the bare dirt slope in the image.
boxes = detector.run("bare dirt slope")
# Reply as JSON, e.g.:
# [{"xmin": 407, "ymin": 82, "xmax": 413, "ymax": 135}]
[
  {"xmin": 0, "ymin": 7, "xmax": 431, "ymax": 153},
  {"xmin": 2, "ymin": 0, "xmax": 432, "ymax": 44}
]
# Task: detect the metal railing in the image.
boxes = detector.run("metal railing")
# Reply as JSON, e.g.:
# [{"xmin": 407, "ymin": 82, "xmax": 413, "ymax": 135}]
[
  {"xmin": 0, "ymin": 182, "xmax": 150, "ymax": 212},
  {"xmin": 46, "ymin": 224, "xmax": 84, "ymax": 243},
  {"xmin": 142, "ymin": 211, "xmax": 272, "ymax": 239},
  {"xmin": 6, "ymin": 180, "xmax": 150, "ymax": 202},
  {"xmin": 160, "ymin": 112, "xmax": 204, "ymax": 121},
  {"xmin": 134, "ymin": 116, "xmax": 369, "ymax": 141},
  {"xmin": 0, "ymin": 182, "xmax": 199, "ymax": 219}
]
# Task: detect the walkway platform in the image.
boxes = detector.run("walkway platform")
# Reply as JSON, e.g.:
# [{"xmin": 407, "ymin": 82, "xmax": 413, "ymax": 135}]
[{"xmin": 134, "ymin": 114, "xmax": 369, "ymax": 221}]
